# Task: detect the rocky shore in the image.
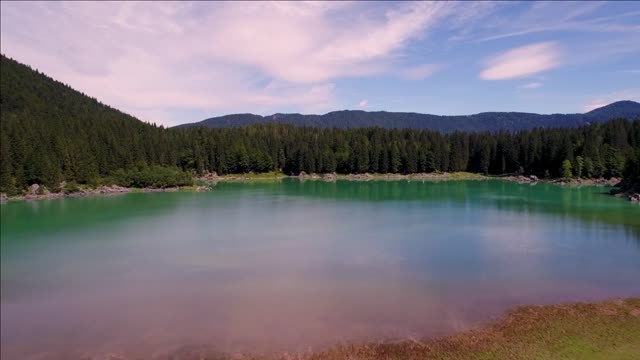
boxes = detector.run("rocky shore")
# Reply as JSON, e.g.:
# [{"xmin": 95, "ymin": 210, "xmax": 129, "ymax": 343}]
[
  {"xmin": 198, "ymin": 171, "xmax": 288, "ymax": 182},
  {"xmin": 198, "ymin": 170, "xmax": 626, "ymax": 185},
  {"xmin": 198, "ymin": 171, "xmax": 487, "ymax": 182},
  {"xmin": 503, "ymin": 174, "xmax": 622, "ymax": 186},
  {"xmin": 291, "ymin": 171, "xmax": 487, "ymax": 181},
  {"xmin": 298, "ymin": 171, "xmax": 627, "ymax": 189},
  {"xmin": 3, "ymin": 172, "xmax": 637, "ymax": 203},
  {"xmin": 0, "ymin": 183, "xmax": 211, "ymax": 203}
]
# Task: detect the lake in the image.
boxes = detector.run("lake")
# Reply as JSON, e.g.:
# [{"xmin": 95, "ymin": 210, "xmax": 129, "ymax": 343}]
[{"xmin": 1, "ymin": 179, "xmax": 639, "ymax": 359}]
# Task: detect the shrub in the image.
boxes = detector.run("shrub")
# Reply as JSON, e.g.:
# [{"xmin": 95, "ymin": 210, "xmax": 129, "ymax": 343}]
[
  {"xmin": 63, "ymin": 181, "xmax": 81, "ymax": 194},
  {"xmin": 109, "ymin": 166, "xmax": 193, "ymax": 188}
]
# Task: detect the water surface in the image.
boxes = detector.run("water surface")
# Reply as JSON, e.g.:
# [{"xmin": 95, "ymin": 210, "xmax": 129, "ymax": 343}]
[{"xmin": 2, "ymin": 179, "xmax": 639, "ymax": 359}]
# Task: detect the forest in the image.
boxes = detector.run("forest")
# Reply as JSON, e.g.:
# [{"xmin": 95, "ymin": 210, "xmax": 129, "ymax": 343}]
[{"xmin": 1, "ymin": 55, "xmax": 639, "ymax": 195}]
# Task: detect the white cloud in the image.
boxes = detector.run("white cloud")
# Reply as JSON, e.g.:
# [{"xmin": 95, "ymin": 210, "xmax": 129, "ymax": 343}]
[
  {"xmin": 480, "ymin": 42, "xmax": 562, "ymax": 80},
  {"xmin": 358, "ymin": 99, "xmax": 368, "ymax": 109},
  {"xmin": 471, "ymin": 2, "xmax": 639, "ymax": 42},
  {"xmin": 583, "ymin": 89, "xmax": 640, "ymax": 112},
  {"xmin": 398, "ymin": 63, "xmax": 442, "ymax": 80}
]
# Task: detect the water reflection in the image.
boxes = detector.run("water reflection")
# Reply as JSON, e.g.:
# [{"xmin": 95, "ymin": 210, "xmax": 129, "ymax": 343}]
[{"xmin": 232, "ymin": 179, "xmax": 640, "ymax": 240}]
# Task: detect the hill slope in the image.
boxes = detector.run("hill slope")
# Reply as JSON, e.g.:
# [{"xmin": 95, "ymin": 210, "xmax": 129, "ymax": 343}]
[
  {"xmin": 0, "ymin": 54, "xmax": 184, "ymax": 191},
  {"xmin": 176, "ymin": 101, "xmax": 640, "ymax": 132}
]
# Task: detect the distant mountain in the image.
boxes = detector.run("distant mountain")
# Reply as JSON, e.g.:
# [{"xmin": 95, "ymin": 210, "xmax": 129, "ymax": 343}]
[{"xmin": 175, "ymin": 100, "xmax": 640, "ymax": 132}]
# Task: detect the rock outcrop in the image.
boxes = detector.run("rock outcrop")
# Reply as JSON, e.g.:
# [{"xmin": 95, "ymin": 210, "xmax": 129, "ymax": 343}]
[
  {"xmin": 29, "ymin": 183, "xmax": 40, "ymax": 194},
  {"xmin": 298, "ymin": 172, "xmax": 321, "ymax": 180}
]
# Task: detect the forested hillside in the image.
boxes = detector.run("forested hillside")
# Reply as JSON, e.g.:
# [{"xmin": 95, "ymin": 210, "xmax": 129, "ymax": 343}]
[
  {"xmin": 1, "ymin": 54, "xmax": 639, "ymax": 195},
  {"xmin": 0, "ymin": 55, "xmax": 191, "ymax": 193},
  {"xmin": 176, "ymin": 101, "xmax": 640, "ymax": 132}
]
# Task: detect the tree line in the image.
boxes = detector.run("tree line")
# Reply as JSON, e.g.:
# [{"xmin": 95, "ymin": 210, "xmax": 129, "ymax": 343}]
[
  {"xmin": 2, "ymin": 114, "xmax": 639, "ymax": 194},
  {"xmin": 1, "ymin": 54, "xmax": 639, "ymax": 194}
]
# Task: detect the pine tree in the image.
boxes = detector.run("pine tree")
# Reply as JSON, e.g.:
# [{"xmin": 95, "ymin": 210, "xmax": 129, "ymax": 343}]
[
  {"xmin": 562, "ymin": 159, "xmax": 573, "ymax": 179},
  {"xmin": 575, "ymin": 156, "xmax": 584, "ymax": 178}
]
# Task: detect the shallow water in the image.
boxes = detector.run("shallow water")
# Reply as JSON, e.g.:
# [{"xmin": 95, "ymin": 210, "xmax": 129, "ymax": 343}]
[{"xmin": 1, "ymin": 179, "xmax": 639, "ymax": 359}]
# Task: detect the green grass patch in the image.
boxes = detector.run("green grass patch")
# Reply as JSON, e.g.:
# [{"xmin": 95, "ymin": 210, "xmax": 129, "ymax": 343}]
[
  {"xmin": 219, "ymin": 171, "xmax": 288, "ymax": 180},
  {"xmin": 441, "ymin": 171, "xmax": 487, "ymax": 179}
]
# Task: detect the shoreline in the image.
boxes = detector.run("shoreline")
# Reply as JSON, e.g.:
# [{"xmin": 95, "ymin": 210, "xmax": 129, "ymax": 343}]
[
  {"xmin": 2, "ymin": 172, "xmax": 636, "ymax": 203},
  {"xmin": 259, "ymin": 298, "xmax": 640, "ymax": 360},
  {"xmin": 205, "ymin": 171, "xmax": 620, "ymax": 185},
  {"xmin": 0, "ymin": 184, "xmax": 212, "ymax": 203},
  {"xmin": 43, "ymin": 297, "xmax": 640, "ymax": 360}
]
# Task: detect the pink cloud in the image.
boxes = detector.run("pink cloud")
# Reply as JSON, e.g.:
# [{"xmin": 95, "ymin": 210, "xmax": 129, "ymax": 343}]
[
  {"xmin": 0, "ymin": 2, "xmax": 455, "ymax": 125},
  {"xmin": 480, "ymin": 42, "xmax": 562, "ymax": 80}
]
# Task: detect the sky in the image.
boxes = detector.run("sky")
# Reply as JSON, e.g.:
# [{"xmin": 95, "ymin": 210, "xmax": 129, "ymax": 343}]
[{"xmin": 1, "ymin": 1, "xmax": 639, "ymax": 127}]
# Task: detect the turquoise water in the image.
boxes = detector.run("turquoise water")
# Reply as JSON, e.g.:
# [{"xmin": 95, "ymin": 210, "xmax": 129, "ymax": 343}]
[{"xmin": 1, "ymin": 179, "xmax": 639, "ymax": 359}]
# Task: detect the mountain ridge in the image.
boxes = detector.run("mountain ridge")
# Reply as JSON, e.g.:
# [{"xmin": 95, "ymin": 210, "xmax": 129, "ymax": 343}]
[{"xmin": 175, "ymin": 100, "xmax": 640, "ymax": 132}]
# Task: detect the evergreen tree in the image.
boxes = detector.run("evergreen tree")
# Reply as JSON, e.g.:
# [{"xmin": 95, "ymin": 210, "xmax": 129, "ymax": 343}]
[
  {"xmin": 562, "ymin": 159, "xmax": 573, "ymax": 179},
  {"xmin": 575, "ymin": 156, "xmax": 584, "ymax": 178}
]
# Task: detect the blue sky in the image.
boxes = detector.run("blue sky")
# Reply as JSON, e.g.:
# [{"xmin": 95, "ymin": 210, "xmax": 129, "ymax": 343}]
[{"xmin": 1, "ymin": 1, "xmax": 639, "ymax": 126}]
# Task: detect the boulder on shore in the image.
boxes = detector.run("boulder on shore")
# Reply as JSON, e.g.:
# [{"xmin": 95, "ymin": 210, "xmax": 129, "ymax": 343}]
[
  {"xmin": 29, "ymin": 183, "xmax": 40, "ymax": 194},
  {"xmin": 323, "ymin": 173, "xmax": 337, "ymax": 181},
  {"xmin": 298, "ymin": 171, "xmax": 311, "ymax": 179},
  {"xmin": 515, "ymin": 175, "xmax": 537, "ymax": 184}
]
